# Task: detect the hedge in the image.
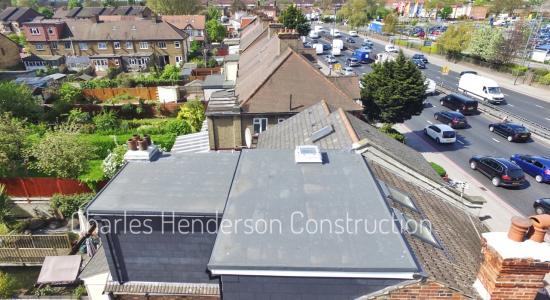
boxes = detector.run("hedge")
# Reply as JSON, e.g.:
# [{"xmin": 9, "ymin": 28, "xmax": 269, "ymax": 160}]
[
  {"xmin": 50, "ymin": 193, "xmax": 95, "ymax": 218},
  {"xmin": 79, "ymin": 133, "xmax": 176, "ymax": 158},
  {"xmin": 430, "ymin": 162, "xmax": 447, "ymax": 177}
]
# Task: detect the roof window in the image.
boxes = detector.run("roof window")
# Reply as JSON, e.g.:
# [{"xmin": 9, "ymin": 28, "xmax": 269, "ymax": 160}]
[{"xmin": 295, "ymin": 145, "xmax": 322, "ymax": 164}]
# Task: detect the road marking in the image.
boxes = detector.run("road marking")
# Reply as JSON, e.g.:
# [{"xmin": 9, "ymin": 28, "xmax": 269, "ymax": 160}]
[
  {"xmin": 507, "ymin": 104, "xmax": 514, "ymax": 107},
  {"xmin": 426, "ymin": 120, "xmax": 433, "ymax": 124},
  {"xmin": 456, "ymin": 139, "xmax": 464, "ymax": 145},
  {"xmin": 491, "ymin": 138, "xmax": 500, "ymax": 143},
  {"xmin": 546, "ymin": 117, "xmax": 550, "ymax": 121},
  {"xmin": 535, "ymin": 104, "xmax": 544, "ymax": 108}
]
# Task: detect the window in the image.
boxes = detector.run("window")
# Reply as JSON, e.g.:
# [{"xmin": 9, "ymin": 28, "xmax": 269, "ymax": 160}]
[
  {"xmin": 47, "ymin": 27, "xmax": 54, "ymax": 34},
  {"xmin": 139, "ymin": 41, "xmax": 148, "ymax": 49},
  {"xmin": 174, "ymin": 41, "xmax": 181, "ymax": 48},
  {"xmin": 51, "ymin": 42, "xmax": 57, "ymax": 49},
  {"xmin": 35, "ymin": 43, "xmax": 44, "ymax": 50},
  {"xmin": 126, "ymin": 41, "xmax": 133, "ymax": 49},
  {"xmin": 64, "ymin": 41, "xmax": 72, "ymax": 49},
  {"xmin": 157, "ymin": 41, "xmax": 167, "ymax": 49},
  {"xmin": 129, "ymin": 58, "xmax": 136, "ymax": 65},
  {"xmin": 393, "ymin": 208, "xmax": 441, "ymax": 248},
  {"xmin": 79, "ymin": 42, "xmax": 88, "ymax": 50},
  {"xmin": 253, "ymin": 118, "xmax": 268, "ymax": 134},
  {"xmin": 175, "ymin": 56, "xmax": 182, "ymax": 64},
  {"xmin": 98, "ymin": 42, "xmax": 107, "ymax": 50},
  {"xmin": 379, "ymin": 181, "xmax": 418, "ymax": 212},
  {"xmin": 113, "ymin": 41, "xmax": 121, "ymax": 49},
  {"xmin": 30, "ymin": 27, "xmax": 40, "ymax": 35},
  {"xmin": 278, "ymin": 118, "xmax": 286, "ymax": 124}
]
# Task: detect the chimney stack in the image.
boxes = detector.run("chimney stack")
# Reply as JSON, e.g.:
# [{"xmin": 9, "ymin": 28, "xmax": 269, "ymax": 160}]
[
  {"xmin": 124, "ymin": 134, "xmax": 160, "ymax": 162},
  {"xmin": 268, "ymin": 22, "xmax": 283, "ymax": 39},
  {"xmin": 277, "ymin": 28, "xmax": 300, "ymax": 55},
  {"xmin": 474, "ymin": 216, "xmax": 550, "ymax": 300}
]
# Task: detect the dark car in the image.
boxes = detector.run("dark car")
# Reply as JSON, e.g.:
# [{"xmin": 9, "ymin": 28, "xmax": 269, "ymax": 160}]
[
  {"xmin": 489, "ymin": 123, "xmax": 531, "ymax": 142},
  {"xmin": 434, "ymin": 111, "xmax": 468, "ymax": 128},
  {"xmin": 304, "ymin": 42, "xmax": 312, "ymax": 48},
  {"xmin": 346, "ymin": 37, "xmax": 355, "ymax": 43},
  {"xmin": 439, "ymin": 93, "xmax": 478, "ymax": 115},
  {"xmin": 534, "ymin": 198, "xmax": 550, "ymax": 214},
  {"xmin": 459, "ymin": 70, "xmax": 478, "ymax": 77},
  {"xmin": 469, "ymin": 156, "xmax": 526, "ymax": 187},
  {"xmin": 412, "ymin": 58, "xmax": 426, "ymax": 69},
  {"xmin": 510, "ymin": 154, "xmax": 550, "ymax": 183},
  {"xmin": 412, "ymin": 53, "xmax": 428, "ymax": 63},
  {"xmin": 322, "ymin": 44, "xmax": 331, "ymax": 51}
]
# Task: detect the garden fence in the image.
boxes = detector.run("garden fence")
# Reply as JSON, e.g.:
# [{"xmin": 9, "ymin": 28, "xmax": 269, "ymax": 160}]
[
  {"xmin": 0, "ymin": 234, "xmax": 71, "ymax": 266},
  {"xmin": 82, "ymin": 87, "xmax": 159, "ymax": 102}
]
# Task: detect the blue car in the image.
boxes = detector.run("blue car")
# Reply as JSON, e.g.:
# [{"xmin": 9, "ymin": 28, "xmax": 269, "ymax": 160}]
[{"xmin": 510, "ymin": 154, "xmax": 550, "ymax": 183}]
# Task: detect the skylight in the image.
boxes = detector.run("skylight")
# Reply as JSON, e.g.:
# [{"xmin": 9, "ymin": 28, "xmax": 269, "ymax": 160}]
[
  {"xmin": 378, "ymin": 181, "xmax": 418, "ymax": 212},
  {"xmin": 310, "ymin": 125, "xmax": 334, "ymax": 142},
  {"xmin": 393, "ymin": 209, "xmax": 440, "ymax": 248},
  {"xmin": 294, "ymin": 145, "xmax": 322, "ymax": 164}
]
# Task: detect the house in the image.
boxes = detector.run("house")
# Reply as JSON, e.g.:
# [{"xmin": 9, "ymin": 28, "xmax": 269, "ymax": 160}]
[
  {"xmin": 21, "ymin": 18, "xmax": 189, "ymax": 71},
  {"xmin": 0, "ymin": 32, "xmax": 21, "ymax": 69},
  {"xmin": 162, "ymin": 15, "xmax": 206, "ymax": 41},
  {"xmin": 0, "ymin": 7, "xmax": 40, "ymax": 34},
  {"xmin": 206, "ymin": 22, "xmax": 362, "ymax": 150},
  {"xmin": 51, "ymin": 5, "xmax": 153, "ymax": 21}
]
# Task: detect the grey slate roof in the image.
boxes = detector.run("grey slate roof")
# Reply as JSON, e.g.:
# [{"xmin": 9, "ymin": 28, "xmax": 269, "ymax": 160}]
[
  {"xmin": 203, "ymin": 74, "xmax": 235, "ymax": 89},
  {"xmin": 62, "ymin": 19, "xmax": 188, "ymax": 41},
  {"xmin": 208, "ymin": 149, "xmax": 420, "ymax": 275},
  {"xmin": 86, "ymin": 152, "xmax": 240, "ymax": 216},
  {"xmin": 0, "ymin": 7, "xmax": 38, "ymax": 22},
  {"xmin": 79, "ymin": 246, "xmax": 108, "ymax": 279}
]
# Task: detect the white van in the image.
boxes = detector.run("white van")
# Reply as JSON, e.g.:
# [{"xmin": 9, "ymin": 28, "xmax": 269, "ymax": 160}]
[
  {"xmin": 313, "ymin": 43, "xmax": 323, "ymax": 54},
  {"xmin": 349, "ymin": 30, "xmax": 358, "ymax": 37},
  {"xmin": 425, "ymin": 78, "xmax": 436, "ymax": 95},
  {"xmin": 332, "ymin": 39, "xmax": 343, "ymax": 50},
  {"xmin": 309, "ymin": 30, "xmax": 320, "ymax": 39},
  {"xmin": 331, "ymin": 46, "xmax": 341, "ymax": 56},
  {"xmin": 458, "ymin": 74, "xmax": 505, "ymax": 104},
  {"xmin": 314, "ymin": 25, "xmax": 324, "ymax": 33},
  {"xmin": 330, "ymin": 28, "xmax": 341, "ymax": 37},
  {"xmin": 375, "ymin": 52, "xmax": 396, "ymax": 64}
]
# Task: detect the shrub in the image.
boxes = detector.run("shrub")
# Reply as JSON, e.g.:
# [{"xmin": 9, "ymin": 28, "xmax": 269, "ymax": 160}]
[
  {"xmin": 379, "ymin": 124, "xmax": 406, "ymax": 143},
  {"xmin": 102, "ymin": 144, "xmax": 127, "ymax": 178},
  {"xmin": 509, "ymin": 64, "xmax": 528, "ymax": 76},
  {"xmin": 78, "ymin": 160, "xmax": 105, "ymax": 190},
  {"xmin": 78, "ymin": 135, "xmax": 120, "ymax": 158},
  {"xmin": 73, "ymin": 284, "xmax": 87, "ymax": 298},
  {"xmin": 537, "ymin": 72, "xmax": 550, "ymax": 85},
  {"xmin": 0, "ymin": 114, "xmax": 28, "ymax": 177},
  {"xmin": 67, "ymin": 108, "xmax": 90, "ymax": 125},
  {"xmin": 0, "ymin": 185, "xmax": 16, "ymax": 228},
  {"xmin": 430, "ymin": 162, "xmax": 447, "ymax": 177},
  {"xmin": 50, "ymin": 193, "xmax": 94, "ymax": 219},
  {"xmin": 93, "ymin": 111, "xmax": 120, "ymax": 132},
  {"xmin": 177, "ymin": 100, "xmax": 205, "ymax": 133},
  {"xmin": 59, "ymin": 82, "xmax": 83, "ymax": 104},
  {"xmin": 160, "ymin": 64, "xmax": 181, "ymax": 81},
  {"xmin": 0, "ymin": 272, "xmax": 17, "ymax": 298}
]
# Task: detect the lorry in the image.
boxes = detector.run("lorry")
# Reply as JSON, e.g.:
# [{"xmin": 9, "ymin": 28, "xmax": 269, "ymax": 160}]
[
  {"xmin": 330, "ymin": 28, "xmax": 341, "ymax": 37},
  {"xmin": 375, "ymin": 52, "xmax": 396, "ymax": 64},
  {"xmin": 331, "ymin": 46, "xmax": 341, "ymax": 56},
  {"xmin": 352, "ymin": 48, "xmax": 371, "ymax": 63},
  {"xmin": 313, "ymin": 43, "xmax": 323, "ymax": 54},
  {"xmin": 458, "ymin": 74, "xmax": 505, "ymax": 104}
]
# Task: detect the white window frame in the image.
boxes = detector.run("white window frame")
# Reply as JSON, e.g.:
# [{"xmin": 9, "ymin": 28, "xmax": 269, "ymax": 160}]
[
  {"xmin": 35, "ymin": 43, "xmax": 44, "ymax": 50},
  {"xmin": 175, "ymin": 56, "xmax": 182, "ymax": 63},
  {"xmin": 113, "ymin": 41, "xmax": 121, "ymax": 49},
  {"xmin": 97, "ymin": 42, "xmax": 107, "ymax": 50},
  {"xmin": 139, "ymin": 41, "xmax": 149, "ymax": 49},
  {"xmin": 51, "ymin": 41, "xmax": 57, "ymax": 49},
  {"xmin": 157, "ymin": 41, "xmax": 167, "ymax": 49},
  {"xmin": 126, "ymin": 41, "xmax": 133, "ymax": 49},
  {"xmin": 79, "ymin": 42, "xmax": 88, "ymax": 50},
  {"xmin": 30, "ymin": 27, "xmax": 40, "ymax": 35},
  {"xmin": 174, "ymin": 41, "xmax": 181, "ymax": 48},
  {"xmin": 253, "ymin": 118, "xmax": 268, "ymax": 134}
]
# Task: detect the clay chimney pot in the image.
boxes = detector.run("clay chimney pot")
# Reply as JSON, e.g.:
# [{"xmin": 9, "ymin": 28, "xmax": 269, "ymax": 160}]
[
  {"xmin": 528, "ymin": 214, "xmax": 550, "ymax": 243},
  {"xmin": 507, "ymin": 216, "xmax": 531, "ymax": 242}
]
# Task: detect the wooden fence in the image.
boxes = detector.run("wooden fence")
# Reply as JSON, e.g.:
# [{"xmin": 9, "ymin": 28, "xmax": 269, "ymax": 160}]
[
  {"xmin": 0, "ymin": 177, "xmax": 93, "ymax": 198},
  {"xmin": 0, "ymin": 234, "xmax": 71, "ymax": 266},
  {"xmin": 82, "ymin": 87, "xmax": 159, "ymax": 102}
]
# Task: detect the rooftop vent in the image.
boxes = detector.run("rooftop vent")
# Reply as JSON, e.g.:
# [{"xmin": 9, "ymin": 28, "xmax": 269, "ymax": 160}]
[
  {"xmin": 311, "ymin": 125, "xmax": 334, "ymax": 142},
  {"xmin": 295, "ymin": 145, "xmax": 322, "ymax": 164}
]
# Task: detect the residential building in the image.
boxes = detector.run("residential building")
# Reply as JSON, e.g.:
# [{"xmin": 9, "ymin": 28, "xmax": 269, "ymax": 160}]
[
  {"xmin": 162, "ymin": 15, "xmax": 206, "ymax": 41},
  {"xmin": 0, "ymin": 32, "xmax": 21, "ymax": 69},
  {"xmin": 52, "ymin": 5, "xmax": 153, "ymax": 20},
  {"xmin": 200, "ymin": 0, "xmax": 257, "ymax": 9},
  {"xmin": 21, "ymin": 18, "xmax": 189, "ymax": 71},
  {"xmin": 0, "ymin": 7, "xmax": 40, "ymax": 34},
  {"xmin": 206, "ymin": 22, "xmax": 362, "ymax": 150}
]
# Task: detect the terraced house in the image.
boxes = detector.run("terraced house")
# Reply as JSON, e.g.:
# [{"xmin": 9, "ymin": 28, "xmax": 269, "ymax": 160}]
[{"xmin": 21, "ymin": 18, "xmax": 189, "ymax": 72}]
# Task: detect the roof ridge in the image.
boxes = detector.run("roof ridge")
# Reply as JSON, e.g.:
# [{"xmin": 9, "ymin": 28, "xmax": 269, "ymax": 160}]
[{"xmin": 337, "ymin": 108, "xmax": 359, "ymax": 143}]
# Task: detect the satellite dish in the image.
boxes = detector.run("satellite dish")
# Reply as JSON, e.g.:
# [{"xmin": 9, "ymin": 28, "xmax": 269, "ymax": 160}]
[{"xmin": 245, "ymin": 128, "xmax": 252, "ymax": 148}]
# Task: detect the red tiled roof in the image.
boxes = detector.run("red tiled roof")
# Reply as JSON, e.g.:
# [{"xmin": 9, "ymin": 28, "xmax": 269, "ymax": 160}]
[{"xmin": 161, "ymin": 15, "xmax": 206, "ymax": 30}]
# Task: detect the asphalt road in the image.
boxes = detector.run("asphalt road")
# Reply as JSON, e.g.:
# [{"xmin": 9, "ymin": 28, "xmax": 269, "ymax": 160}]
[{"xmin": 309, "ymin": 33, "xmax": 550, "ymax": 216}]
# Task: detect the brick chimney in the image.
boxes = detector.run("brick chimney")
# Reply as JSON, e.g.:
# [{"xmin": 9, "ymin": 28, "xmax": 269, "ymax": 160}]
[
  {"xmin": 474, "ymin": 216, "xmax": 550, "ymax": 300},
  {"xmin": 268, "ymin": 22, "xmax": 284, "ymax": 39},
  {"xmin": 278, "ymin": 28, "xmax": 300, "ymax": 55}
]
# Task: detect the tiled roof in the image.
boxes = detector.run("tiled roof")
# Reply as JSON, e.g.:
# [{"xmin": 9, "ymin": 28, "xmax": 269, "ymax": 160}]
[
  {"xmin": 79, "ymin": 246, "xmax": 108, "ymax": 279},
  {"xmin": 162, "ymin": 15, "xmax": 206, "ymax": 30},
  {"xmin": 52, "ymin": 6, "xmax": 149, "ymax": 19},
  {"xmin": 62, "ymin": 19, "xmax": 188, "ymax": 41},
  {"xmin": 0, "ymin": 7, "xmax": 38, "ymax": 22},
  {"xmin": 238, "ymin": 18, "xmax": 265, "ymax": 52},
  {"xmin": 328, "ymin": 76, "xmax": 362, "ymax": 99},
  {"xmin": 104, "ymin": 281, "xmax": 220, "ymax": 296}
]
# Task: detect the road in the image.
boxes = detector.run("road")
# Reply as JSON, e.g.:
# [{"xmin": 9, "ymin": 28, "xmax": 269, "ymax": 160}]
[{"xmin": 309, "ymin": 32, "xmax": 550, "ymax": 216}]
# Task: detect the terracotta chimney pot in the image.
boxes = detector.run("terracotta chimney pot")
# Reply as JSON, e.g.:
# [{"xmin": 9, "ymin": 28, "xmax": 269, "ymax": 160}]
[
  {"xmin": 528, "ymin": 214, "xmax": 550, "ymax": 243},
  {"xmin": 507, "ymin": 216, "xmax": 531, "ymax": 242}
]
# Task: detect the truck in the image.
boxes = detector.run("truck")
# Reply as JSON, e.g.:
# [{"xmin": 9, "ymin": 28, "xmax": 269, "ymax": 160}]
[
  {"xmin": 458, "ymin": 74, "xmax": 505, "ymax": 104},
  {"xmin": 313, "ymin": 43, "xmax": 323, "ymax": 54},
  {"xmin": 332, "ymin": 39, "xmax": 343, "ymax": 50},
  {"xmin": 331, "ymin": 46, "xmax": 341, "ymax": 56},
  {"xmin": 352, "ymin": 48, "xmax": 371, "ymax": 63},
  {"xmin": 375, "ymin": 52, "xmax": 396, "ymax": 64},
  {"xmin": 330, "ymin": 28, "xmax": 341, "ymax": 37}
]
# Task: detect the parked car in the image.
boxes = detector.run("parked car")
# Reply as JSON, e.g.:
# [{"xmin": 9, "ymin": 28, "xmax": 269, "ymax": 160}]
[
  {"xmin": 346, "ymin": 57, "xmax": 360, "ymax": 67},
  {"xmin": 349, "ymin": 30, "xmax": 358, "ymax": 37},
  {"xmin": 533, "ymin": 198, "xmax": 550, "ymax": 214},
  {"xmin": 412, "ymin": 53, "xmax": 428, "ymax": 63},
  {"xmin": 488, "ymin": 123, "xmax": 531, "ymax": 142},
  {"xmin": 412, "ymin": 58, "xmax": 426, "ymax": 69},
  {"xmin": 510, "ymin": 154, "xmax": 550, "ymax": 183},
  {"xmin": 434, "ymin": 111, "xmax": 468, "ymax": 129},
  {"xmin": 346, "ymin": 37, "xmax": 356, "ymax": 43},
  {"xmin": 439, "ymin": 93, "xmax": 478, "ymax": 115},
  {"xmin": 425, "ymin": 78, "xmax": 436, "ymax": 95},
  {"xmin": 385, "ymin": 44, "xmax": 398, "ymax": 53},
  {"xmin": 341, "ymin": 66, "xmax": 355, "ymax": 76},
  {"xmin": 459, "ymin": 70, "xmax": 478, "ymax": 77},
  {"xmin": 424, "ymin": 124, "xmax": 456, "ymax": 144},
  {"xmin": 469, "ymin": 156, "xmax": 526, "ymax": 187}
]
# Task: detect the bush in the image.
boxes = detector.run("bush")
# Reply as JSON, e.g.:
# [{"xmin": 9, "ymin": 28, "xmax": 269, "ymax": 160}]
[
  {"xmin": 177, "ymin": 100, "xmax": 205, "ymax": 133},
  {"xmin": 59, "ymin": 83, "xmax": 83, "ymax": 104},
  {"xmin": 67, "ymin": 108, "xmax": 91, "ymax": 125},
  {"xmin": 378, "ymin": 124, "xmax": 406, "ymax": 143},
  {"xmin": 0, "ymin": 272, "xmax": 17, "ymax": 298},
  {"xmin": 509, "ymin": 64, "xmax": 528, "ymax": 76},
  {"xmin": 78, "ymin": 160, "xmax": 105, "ymax": 190},
  {"xmin": 102, "ymin": 144, "xmax": 127, "ymax": 179},
  {"xmin": 93, "ymin": 111, "xmax": 120, "ymax": 132},
  {"xmin": 430, "ymin": 162, "xmax": 447, "ymax": 177},
  {"xmin": 73, "ymin": 284, "xmax": 87, "ymax": 298},
  {"xmin": 537, "ymin": 72, "xmax": 550, "ymax": 85},
  {"xmin": 50, "ymin": 193, "xmax": 94, "ymax": 219}
]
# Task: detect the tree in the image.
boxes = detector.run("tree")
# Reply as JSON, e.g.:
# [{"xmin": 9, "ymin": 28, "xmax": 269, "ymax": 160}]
[
  {"xmin": 0, "ymin": 272, "xmax": 17, "ymax": 299},
  {"xmin": 279, "ymin": 4, "xmax": 311, "ymax": 36},
  {"xmin": 147, "ymin": 0, "xmax": 203, "ymax": 14},
  {"xmin": 27, "ymin": 130, "xmax": 95, "ymax": 178},
  {"xmin": 0, "ymin": 114, "xmax": 28, "ymax": 178},
  {"xmin": 12, "ymin": 0, "xmax": 38, "ymax": 8},
  {"xmin": 468, "ymin": 26, "xmax": 504, "ymax": 64},
  {"xmin": 439, "ymin": 6, "xmax": 452, "ymax": 19},
  {"xmin": 0, "ymin": 185, "xmax": 16, "ymax": 228},
  {"xmin": 437, "ymin": 23, "xmax": 472, "ymax": 59},
  {"xmin": 498, "ymin": 21, "xmax": 528, "ymax": 65},
  {"xmin": 231, "ymin": 0, "xmax": 246, "ymax": 13},
  {"xmin": 102, "ymin": 0, "xmax": 116, "ymax": 7},
  {"xmin": 37, "ymin": 6, "xmax": 53, "ymax": 18},
  {"xmin": 6, "ymin": 33, "xmax": 25, "ymax": 47},
  {"xmin": 337, "ymin": 0, "xmax": 385, "ymax": 28},
  {"xmin": 360, "ymin": 52, "xmax": 425, "ymax": 124},
  {"xmin": 205, "ymin": 6, "xmax": 221, "ymax": 21},
  {"xmin": 206, "ymin": 19, "xmax": 227, "ymax": 42},
  {"xmin": 383, "ymin": 13, "xmax": 397, "ymax": 34},
  {"xmin": 160, "ymin": 64, "xmax": 180, "ymax": 81},
  {"xmin": 490, "ymin": 0, "xmax": 525, "ymax": 14},
  {"xmin": 0, "ymin": 82, "xmax": 41, "ymax": 121},
  {"xmin": 68, "ymin": 0, "xmax": 81, "ymax": 9},
  {"xmin": 177, "ymin": 100, "xmax": 205, "ymax": 133},
  {"xmin": 58, "ymin": 83, "xmax": 83, "ymax": 104}
]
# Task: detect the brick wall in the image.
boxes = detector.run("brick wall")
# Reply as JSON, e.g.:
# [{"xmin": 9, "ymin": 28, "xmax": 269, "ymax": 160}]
[
  {"xmin": 476, "ymin": 237, "xmax": 550, "ymax": 300},
  {"xmin": 368, "ymin": 280, "xmax": 469, "ymax": 300}
]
